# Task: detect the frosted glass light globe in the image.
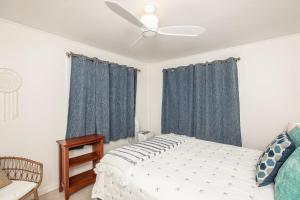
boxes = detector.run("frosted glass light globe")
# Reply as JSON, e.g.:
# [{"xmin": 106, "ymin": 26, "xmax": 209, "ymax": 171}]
[{"xmin": 140, "ymin": 14, "xmax": 159, "ymax": 31}]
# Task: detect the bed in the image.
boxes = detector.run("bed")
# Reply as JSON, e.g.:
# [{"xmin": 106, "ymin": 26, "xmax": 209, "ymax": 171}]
[{"xmin": 92, "ymin": 134, "xmax": 274, "ymax": 200}]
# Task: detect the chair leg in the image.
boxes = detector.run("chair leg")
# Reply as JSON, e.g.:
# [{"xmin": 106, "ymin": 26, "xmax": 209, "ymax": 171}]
[{"xmin": 34, "ymin": 190, "xmax": 39, "ymax": 200}]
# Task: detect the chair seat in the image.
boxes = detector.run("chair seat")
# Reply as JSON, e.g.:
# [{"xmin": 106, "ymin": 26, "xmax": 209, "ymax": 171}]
[{"xmin": 0, "ymin": 180, "xmax": 37, "ymax": 200}]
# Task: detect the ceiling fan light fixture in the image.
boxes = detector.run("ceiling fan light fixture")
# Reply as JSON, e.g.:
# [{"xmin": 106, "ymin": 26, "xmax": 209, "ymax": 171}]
[{"xmin": 140, "ymin": 14, "xmax": 159, "ymax": 31}]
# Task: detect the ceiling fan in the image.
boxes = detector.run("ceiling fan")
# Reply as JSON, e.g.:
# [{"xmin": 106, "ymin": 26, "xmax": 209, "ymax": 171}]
[{"xmin": 104, "ymin": 0, "xmax": 206, "ymax": 47}]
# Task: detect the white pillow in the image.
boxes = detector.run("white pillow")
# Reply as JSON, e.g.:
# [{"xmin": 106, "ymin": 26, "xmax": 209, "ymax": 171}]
[{"xmin": 287, "ymin": 122, "xmax": 300, "ymax": 133}]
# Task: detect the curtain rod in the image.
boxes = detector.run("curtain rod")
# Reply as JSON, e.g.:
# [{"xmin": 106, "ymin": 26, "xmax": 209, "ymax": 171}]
[
  {"xmin": 66, "ymin": 52, "xmax": 141, "ymax": 72},
  {"xmin": 162, "ymin": 57, "xmax": 241, "ymax": 71}
]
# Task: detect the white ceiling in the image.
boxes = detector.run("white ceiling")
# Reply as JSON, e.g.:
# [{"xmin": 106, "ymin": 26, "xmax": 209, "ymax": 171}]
[{"xmin": 0, "ymin": 0, "xmax": 299, "ymax": 63}]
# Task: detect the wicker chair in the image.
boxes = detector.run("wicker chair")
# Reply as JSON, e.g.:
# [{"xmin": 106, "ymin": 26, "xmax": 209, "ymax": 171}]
[{"xmin": 0, "ymin": 157, "xmax": 43, "ymax": 200}]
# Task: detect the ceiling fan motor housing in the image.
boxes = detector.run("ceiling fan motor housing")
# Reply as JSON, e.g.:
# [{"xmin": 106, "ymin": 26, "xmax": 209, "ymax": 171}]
[{"xmin": 142, "ymin": 30, "xmax": 157, "ymax": 37}]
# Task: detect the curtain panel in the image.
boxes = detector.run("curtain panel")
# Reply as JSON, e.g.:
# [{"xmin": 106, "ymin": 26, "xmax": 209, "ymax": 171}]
[
  {"xmin": 161, "ymin": 57, "xmax": 241, "ymax": 146},
  {"xmin": 66, "ymin": 54, "xmax": 137, "ymax": 143}
]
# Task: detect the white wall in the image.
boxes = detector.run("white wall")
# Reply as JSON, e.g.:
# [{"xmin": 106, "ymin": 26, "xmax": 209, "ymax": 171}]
[
  {"xmin": 1, "ymin": 17, "xmax": 300, "ymax": 195},
  {"xmin": 0, "ymin": 19, "xmax": 148, "ymax": 194},
  {"xmin": 147, "ymin": 34, "xmax": 300, "ymax": 151}
]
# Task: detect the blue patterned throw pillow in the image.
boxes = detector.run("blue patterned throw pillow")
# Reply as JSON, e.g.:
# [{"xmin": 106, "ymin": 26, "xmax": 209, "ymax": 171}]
[{"xmin": 255, "ymin": 132, "xmax": 296, "ymax": 187}]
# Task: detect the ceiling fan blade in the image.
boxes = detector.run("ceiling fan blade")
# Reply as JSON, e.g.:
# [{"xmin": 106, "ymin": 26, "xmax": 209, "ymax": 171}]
[
  {"xmin": 157, "ymin": 26, "xmax": 205, "ymax": 37},
  {"xmin": 129, "ymin": 35, "xmax": 143, "ymax": 48},
  {"xmin": 105, "ymin": 0, "xmax": 145, "ymax": 28}
]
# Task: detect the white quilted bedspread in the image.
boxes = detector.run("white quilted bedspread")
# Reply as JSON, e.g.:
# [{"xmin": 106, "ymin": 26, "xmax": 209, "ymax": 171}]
[{"xmin": 92, "ymin": 134, "xmax": 274, "ymax": 200}]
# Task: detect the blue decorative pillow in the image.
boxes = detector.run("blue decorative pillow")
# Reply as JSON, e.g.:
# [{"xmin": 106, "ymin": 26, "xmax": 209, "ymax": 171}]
[{"xmin": 255, "ymin": 132, "xmax": 296, "ymax": 187}]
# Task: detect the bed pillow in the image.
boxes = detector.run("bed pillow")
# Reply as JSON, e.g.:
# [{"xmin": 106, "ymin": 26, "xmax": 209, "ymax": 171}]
[
  {"xmin": 287, "ymin": 122, "xmax": 300, "ymax": 133},
  {"xmin": 255, "ymin": 132, "xmax": 296, "ymax": 187},
  {"xmin": 288, "ymin": 126, "xmax": 300, "ymax": 147},
  {"xmin": 0, "ymin": 169, "xmax": 12, "ymax": 189},
  {"xmin": 275, "ymin": 147, "xmax": 300, "ymax": 200}
]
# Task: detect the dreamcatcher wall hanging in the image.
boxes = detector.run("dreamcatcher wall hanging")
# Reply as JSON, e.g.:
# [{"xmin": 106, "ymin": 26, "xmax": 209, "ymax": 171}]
[{"xmin": 0, "ymin": 68, "xmax": 22, "ymax": 121}]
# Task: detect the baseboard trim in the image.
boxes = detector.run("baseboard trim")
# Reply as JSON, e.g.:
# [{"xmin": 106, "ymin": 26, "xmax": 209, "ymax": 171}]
[{"xmin": 39, "ymin": 183, "xmax": 59, "ymax": 195}]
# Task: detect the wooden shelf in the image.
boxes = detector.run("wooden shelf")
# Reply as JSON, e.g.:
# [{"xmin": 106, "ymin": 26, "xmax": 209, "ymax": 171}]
[
  {"xmin": 57, "ymin": 135, "xmax": 104, "ymax": 148},
  {"xmin": 69, "ymin": 169, "xmax": 96, "ymax": 194},
  {"xmin": 57, "ymin": 134, "xmax": 104, "ymax": 200},
  {"xmin": 69, "ymin": 152, "xmax": 98, "ymax": 168}
]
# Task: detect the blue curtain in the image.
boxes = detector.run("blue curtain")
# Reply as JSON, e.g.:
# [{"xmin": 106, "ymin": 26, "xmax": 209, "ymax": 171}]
[
  {"xmin": 109, "ymin": 64, "xmax": 136, "ymax": 141},
  {"xmin": 66, "ymin": 54, "xmax": 137, "ymax": 143},
  {"xmin": 161, "ymin": 57, "xmax": 241, "ymax": 146}
]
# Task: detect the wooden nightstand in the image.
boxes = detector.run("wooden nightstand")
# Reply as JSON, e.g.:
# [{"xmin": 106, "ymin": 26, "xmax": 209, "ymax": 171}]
[{"xmin": 56, "ymin": 134, "xmax": 104, "ymax": 200}]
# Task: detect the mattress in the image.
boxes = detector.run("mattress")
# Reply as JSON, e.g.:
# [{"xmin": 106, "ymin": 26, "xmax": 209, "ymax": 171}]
[{"xmin": 92, "ymin": 134, "xmax": 274, "ymax": 200}]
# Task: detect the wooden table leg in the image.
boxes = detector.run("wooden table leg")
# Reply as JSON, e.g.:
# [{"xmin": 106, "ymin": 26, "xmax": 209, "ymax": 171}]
[
  {"xmin": 59, "ymin": 146, "xmax": 63, "ymax": 192},
  {"xmin": 62, "ymin": 147, "xmax": 70, "ymax": 200},
  {"xmin": 92, "ymin": 140, "xmax": 103, "ymax": 168}
]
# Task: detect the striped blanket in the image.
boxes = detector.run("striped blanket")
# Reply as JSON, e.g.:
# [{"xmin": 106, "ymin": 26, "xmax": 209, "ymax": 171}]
[{"xmin": 107, "ymin": 134, "xmax": 187, "ymax": 165}]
